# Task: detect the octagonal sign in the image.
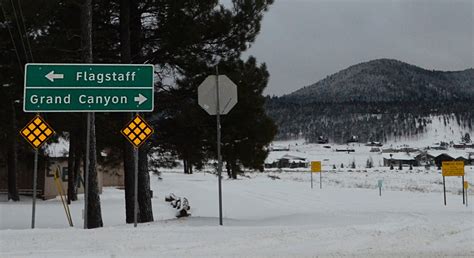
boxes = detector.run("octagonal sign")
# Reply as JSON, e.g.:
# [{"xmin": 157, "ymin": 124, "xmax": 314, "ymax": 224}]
[{"xmin": 198, "ymin": 75, "xmax": 238, "ymax": 115}]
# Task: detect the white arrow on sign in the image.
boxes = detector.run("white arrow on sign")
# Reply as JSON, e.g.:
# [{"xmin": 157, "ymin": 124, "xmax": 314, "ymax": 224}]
[
  {"xmin": 134, "ymin": 94, "xmax": 147, "ymax": 105},
  {"xmin": 45, "ymin": 71, "xmax": 64, "ymax": 82}
]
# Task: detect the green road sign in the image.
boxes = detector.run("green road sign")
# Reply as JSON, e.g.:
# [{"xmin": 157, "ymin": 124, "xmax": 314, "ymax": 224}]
[{"xmin": 24, "ymin": 63, "xmax": 154, "ymax": 112}]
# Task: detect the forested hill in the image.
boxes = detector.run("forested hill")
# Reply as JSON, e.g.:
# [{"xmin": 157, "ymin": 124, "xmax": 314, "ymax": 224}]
[
  {"xmin": 266, "ymin": 59, "xmax": 474, "ymax": 142},
  {"xmin": 283, "ymin": 59, "xmax": 473, "ymax": 103}
]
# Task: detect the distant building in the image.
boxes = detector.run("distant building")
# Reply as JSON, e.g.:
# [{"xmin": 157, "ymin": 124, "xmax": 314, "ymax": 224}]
[
  {"xmin": 382, "ymin": 153, "xmax": 416, "ymax": 167},
  {"xmin": 0, "ymin": 139, "xmax": 124, "ymax": 200},
  {"xmin": 346, "ymin": 135, "xmax": 359, "ymax": 143},
  {"xmin": 316, "ymin": 136, "xmax": 328, "ymax": 144},
  {"xmin": 265, "ymin": 152, "xmax": 308, "ymax": 169}
]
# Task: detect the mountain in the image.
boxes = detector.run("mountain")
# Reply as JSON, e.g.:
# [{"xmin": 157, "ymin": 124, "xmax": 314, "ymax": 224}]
[
  {"xmin": 283, "ymin": 59, "xmax": 473, "ymax": 103},
  {"xmin": 266, "ymin": 59, "xmax": 473, "ymax": 142}
]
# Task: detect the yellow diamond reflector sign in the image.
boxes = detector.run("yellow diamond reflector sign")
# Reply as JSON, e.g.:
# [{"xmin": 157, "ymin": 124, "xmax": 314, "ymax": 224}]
[
  {"xmin": 20, "ymin": 115, "xmax": 55, "ymax": 149},
  {"xmin": 121, "ymin": 114, "xmax": 153, "ymax": 148}
]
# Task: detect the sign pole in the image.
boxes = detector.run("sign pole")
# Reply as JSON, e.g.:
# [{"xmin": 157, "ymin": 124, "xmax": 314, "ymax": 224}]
[
  {"xmin": 466, "ymin": 183, "xmax": 468, "ymax": 207},
  {"xmin": 443, "ymin": 175, "xmax": 446, "ymax": 206},
  {"xmin": 120, "ymin": 114, "xmax": 153, "ymax": 227},
  {"xmin": 84, "ymin": 113, "xmax": 90, "ymax": 229},
  {"xmin": 20, "ymin": 115, "xmax": 55, "ymax": 229},
  {"xmin": 31, "ymin": 148, "xmax": 38, "ymax": 229},
  {"xmin": 462, "ymin": 175, "xmax": 465, "ymax": 205},
  {"xmin": 215, "ymin": 65, "xmax": 223, "ymax": 226},
  {"xmin": 134, "ymin": 144, "xmax": 138, "ymax": 227},
  {"xmin": 320, "ymin": 170, "xmax": 322, "ymax": 189},
  {"xmin": 311, "ymin": 170, "xmax": 313, "ymax": 189}
]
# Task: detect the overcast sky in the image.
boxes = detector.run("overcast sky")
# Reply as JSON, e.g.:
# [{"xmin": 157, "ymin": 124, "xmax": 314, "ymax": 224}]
[{"xmin": 243, "ymin": 0, "xmax": 473, "ymax": 96}]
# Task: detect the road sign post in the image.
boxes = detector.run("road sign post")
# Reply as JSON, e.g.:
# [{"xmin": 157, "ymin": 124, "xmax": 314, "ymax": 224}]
[
  {"xmin": 19, "ymin": 115, "xmax": 55, "ymax": 228},
  {"xmin": 441, "ymin": 161, "xmax": 465, "ymax": 206},
  {"xmin": 378, "ymin": 179, "xmax": 383, "ymax": 196},
  {"xmin": 311, "ymin": 161, "xmax": 322, "ymax": 189},
  {"xmin": 198, "ymin": 68, "xmax": 238, "ymax": 226},
  {"xmin": 84, "ymin": 113, "xmax": 90, "ymax": 229},
  {"xmin": 464, "ymin": 181, "xmax": 469, "ymax": 207},
  {"xmin": 24, "ymin": 64, "xmax": 154, "ymax": 112},
  {"xmin": 121, "ymin": 114, "xmax": 154, "ymax": 227}
]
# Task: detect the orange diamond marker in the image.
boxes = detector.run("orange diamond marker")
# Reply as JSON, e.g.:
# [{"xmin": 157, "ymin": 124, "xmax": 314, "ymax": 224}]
[
  {"xmin": 121, "ymin": 114, "xmax": 153, "ymax": 148},
  {"xmin": 20, "ymin": 115, "xmax": 55, "ymax": 149}
]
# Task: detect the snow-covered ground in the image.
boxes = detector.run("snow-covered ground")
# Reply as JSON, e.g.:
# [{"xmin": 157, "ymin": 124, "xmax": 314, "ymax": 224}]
[{"xmin": 1, "ymin": 168, "xmax": 473, "ymax": 257}]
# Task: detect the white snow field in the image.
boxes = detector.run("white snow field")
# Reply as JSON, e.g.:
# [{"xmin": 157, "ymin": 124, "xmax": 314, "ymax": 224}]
[{"xmin": 1, "ymin": 168, "xmax": 473, "ymax": 257}]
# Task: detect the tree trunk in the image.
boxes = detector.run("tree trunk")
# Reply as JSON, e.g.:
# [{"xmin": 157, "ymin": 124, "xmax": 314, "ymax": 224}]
[
  {"xmin": 82, "ymin": 0, "xmax": 102, "ymax": 229},
  {"xmin": 138, "ymin": 144, "xmax": 153, "ymax": 222},
  {"xmin": 7, "ymin": 101, "xmax": 19, "ymax": 201},
  {"xmin": 86, "ymin": 114, "xmax": 103, "ymax": 228},
  {"xmin": 123, "ymin": 114, "xmax": 135, "ymax": 223},
  {"xmin": 130, "ymin": 0, "xmax": 153, "ymax": 223},
  {"xmin": 183, "ymin": 159, "xmax": 188, "ymax": 174},
  {"xmin": 231, "ymin": 163, "xmax": 238, "ymax": 179},
  {"xmin": 120, "ymin": 0, "xmax": 135, "ymax": 224},
  {"xmin": 73, "ymin": 129, "xmax": 82, "ymax": 190},
  {"xmin": 67, "ymin": 130, "xmax": 78, "ymax": 203}
]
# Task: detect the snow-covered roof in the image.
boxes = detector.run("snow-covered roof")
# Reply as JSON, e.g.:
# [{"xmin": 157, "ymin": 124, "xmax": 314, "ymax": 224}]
[
  {"xmin": 44, "ymin": 138, "xmax": 69, "ymax": 158},
  {"xmin": 381, "ymin": 152, "xmax": 416, "ymax": 161},
  {"xmin": 265, "ymin": 151, "xmax": 308, "ymax": 164},
  {"xmin": 426, "ymin": 150, "xmax": 470, "ymax": 160},
  {"xmin": 44, "ymin": 137, "xmax": 107, "ymax": 158}
]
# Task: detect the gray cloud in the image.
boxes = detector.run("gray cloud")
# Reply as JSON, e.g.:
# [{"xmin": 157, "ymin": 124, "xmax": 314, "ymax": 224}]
[{"xmin": 243, "ymin": 0, "xmax": 473, "ymax": 96}]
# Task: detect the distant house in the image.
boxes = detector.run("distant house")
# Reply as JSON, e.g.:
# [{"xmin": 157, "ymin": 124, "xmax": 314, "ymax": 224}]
[
  {"xmin": 430, "ymin": 152, "xmax": 471, "ymax": 168},
  {"xmin": 414, "ymin": 152, "xmax": 435, "ymax": 166},
  {"xmin": 382, "ymin": 153, "xmax": 416, "ymax": 167},
  {"xmin": 0, "ymin": 139, "xmax": 125, "ymax": 200},
  {"xmin": 366, "ymin": 141, "xmax": 383, "ymax": 147},
  {"xmin": 346, "ymin": 135, "xmax": 359, "ymax": 143},
  {"xmin": 316, "ymin": 136, "xmax": 328, "ymax": 144},
  {"xmin": 269, "ymin": 145, "xmax": 290, "ymax": 151},
  {"xmin": 335, "ymin": 149, "xmax": 355, "ymax": 153},
  {"xmin": 265, "ymin": 152, "xmax": 308, "ymax": 169}
]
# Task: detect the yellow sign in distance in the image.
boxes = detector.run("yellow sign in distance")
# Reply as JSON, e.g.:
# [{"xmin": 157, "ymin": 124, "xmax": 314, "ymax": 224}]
[
  {"xmin": 464, "ymin": 181, "xmax": 469, "ymax": 189},
  {"xmin": 121, "ymin": 114, "xmax": 154, "ymax": 148},
  {"xmin": 442, "ymin": 161, "xmax": 464, "ymax": 177},
  {"xmin": 311, "ymin": 161, "xmax": 321, "ymax": 173},
  {"xmin": 20, "ymin": 115, "xmax": 55, "ymax": 149}
]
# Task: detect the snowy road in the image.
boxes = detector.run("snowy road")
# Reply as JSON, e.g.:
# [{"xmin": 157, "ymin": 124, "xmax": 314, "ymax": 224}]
[{"xmin": 1, "ymin": 171, "xmax": 473, "ymax": 257}]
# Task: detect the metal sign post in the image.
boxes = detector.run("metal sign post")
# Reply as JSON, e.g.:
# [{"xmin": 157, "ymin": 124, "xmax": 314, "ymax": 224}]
[
  {"xmin": 198, "ymin": 70, "xmax": 238, "ymax": 226},
  {"xmin": 320, "ymin": 170, "xmax": 322, "ymax": 189},
  {"xmin": 462, "ymin": 175, "xmax": 465, "ymax": 205},
  {"xmin": 134, "ymin": 146, "xmax": 138, "ymax": 227},
  {"xmin": 84, "ymin": 113, "xmax": 90, "ymax": 228},
  {"xmin": 443, "ymin": 176, "xmax": 446, "ymax": 206},
  {"xmin": 31, "ymin": 149, "xmax": 38, "ymax": 228},
  {"xmin": 215, "ymin": 66, "xmax": 223, "ymax": 226},
  {"xmin": 378, "ymin": 179, "xmax": 383, "ymax": 197},
  {"xmin": 121, "ymin": 114, "xmax": 154, "ymax": 227},
  {"xmin": 19, "ymin": 115, "xmax": 55, "ymax": 229},
  {"xmin": 441, "ymin": 161, "xmax": 465, "ymax": 206},
  {"xmin": 310, "ymin": 161, "xmax": 321, "ymax": 189}
]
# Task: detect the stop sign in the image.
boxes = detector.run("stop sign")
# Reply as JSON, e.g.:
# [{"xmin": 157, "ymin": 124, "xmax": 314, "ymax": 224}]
[{"xmin": 198, "ymin": 75, "xmax": 238, "ymax": 115}]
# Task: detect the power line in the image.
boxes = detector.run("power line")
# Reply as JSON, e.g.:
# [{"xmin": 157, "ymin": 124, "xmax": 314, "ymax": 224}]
[
  {"xmin": 1, "ymin": 1, "xmax": 23, "ymax": 73},
  {"xmin": 16, "ymin": 0, "xmax": 33, "ymax": 62},
  {"xmin": 9, "ymin": 0, "xmax": 29, "ymax": 63}
]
